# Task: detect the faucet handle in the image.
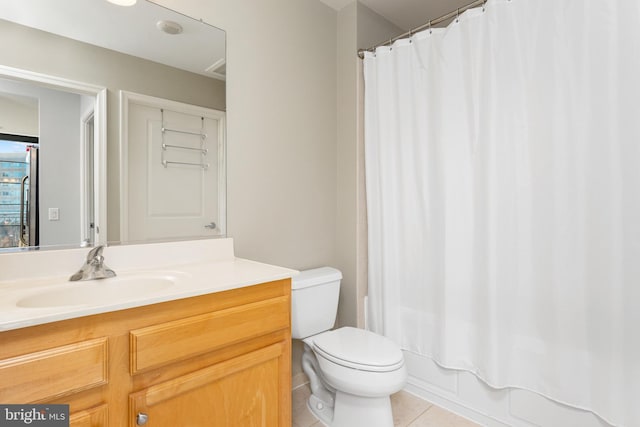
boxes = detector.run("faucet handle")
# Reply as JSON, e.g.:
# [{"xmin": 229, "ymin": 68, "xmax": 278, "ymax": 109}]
[
  {"xmin": 86, "ymin": 245, "xmax": 105, "ymax": 261},
  {"xmin": 69, "ymin": 245, "xmax": 116, "ymax": 282}
]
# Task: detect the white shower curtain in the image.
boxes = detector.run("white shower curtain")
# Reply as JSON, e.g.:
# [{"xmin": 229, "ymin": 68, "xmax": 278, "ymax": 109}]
[{"xmin": 363, "ymin": 1, "xmax": 640, "ymax": 426}]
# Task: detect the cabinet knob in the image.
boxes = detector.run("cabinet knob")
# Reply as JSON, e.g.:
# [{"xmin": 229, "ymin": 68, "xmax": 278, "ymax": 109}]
[{"xmin": 136, "ymin": 412, "xmax": 149, "ymax": 426}]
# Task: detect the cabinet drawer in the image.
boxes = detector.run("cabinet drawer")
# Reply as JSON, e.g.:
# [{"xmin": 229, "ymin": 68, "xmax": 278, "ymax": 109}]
[
  {"xmin": 130, "ymin": 295, "xmax": 290, "ymax": 374},
  {"xmin": 0, "ymin": 337, "xmax": 108, "ymax": 403}
]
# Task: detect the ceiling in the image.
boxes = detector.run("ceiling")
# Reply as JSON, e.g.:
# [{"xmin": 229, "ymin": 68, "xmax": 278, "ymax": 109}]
[
  {"xmin": 0, "ymin": 0, "xmax": 226, "ymax": 79},
  {"xmin": 319, "ymin": 0, "xmax": 473, "ymax": 31}
]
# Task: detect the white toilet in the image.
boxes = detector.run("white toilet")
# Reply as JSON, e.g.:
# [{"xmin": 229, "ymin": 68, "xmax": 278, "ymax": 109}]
[{"xmin": 291, "ymin": 267, "xmax": 407, "ymax": 427}]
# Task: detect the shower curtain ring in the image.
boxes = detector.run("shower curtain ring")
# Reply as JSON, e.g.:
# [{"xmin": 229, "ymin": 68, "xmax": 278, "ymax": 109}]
[
  {"xmin": 456, "ymin": 8, "xmax": 460, "ymax": 23},
  {"xmin": 428, "ymin": 20, "xmax": 432, "ymax": 34}
]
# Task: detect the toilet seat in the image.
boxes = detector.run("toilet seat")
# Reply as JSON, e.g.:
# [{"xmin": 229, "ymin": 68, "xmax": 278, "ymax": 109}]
[{"xmin": 312, "ymin": 327, "xmax": 404, "ymax": 372}]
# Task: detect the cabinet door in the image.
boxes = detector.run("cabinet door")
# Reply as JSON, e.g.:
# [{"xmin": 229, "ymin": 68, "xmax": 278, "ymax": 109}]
[{"xmin": 129, "ymin": 342, "xmax": 289, "ymax": 427}]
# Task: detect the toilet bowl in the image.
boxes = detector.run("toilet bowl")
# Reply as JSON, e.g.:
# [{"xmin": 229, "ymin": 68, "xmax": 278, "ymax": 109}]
[
  {"xmin": 308, "ymin": 327, "xmax": 407, "ymax": 397},
  {"xmin": 292, "ymin": 267, "xmax": 407, "ymax": 427}
]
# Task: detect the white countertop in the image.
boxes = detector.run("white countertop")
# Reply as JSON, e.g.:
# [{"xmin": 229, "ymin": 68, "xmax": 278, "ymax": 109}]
[{"xmin": 0, "ymin": 238, "xmax": 297, "ymax": 332}]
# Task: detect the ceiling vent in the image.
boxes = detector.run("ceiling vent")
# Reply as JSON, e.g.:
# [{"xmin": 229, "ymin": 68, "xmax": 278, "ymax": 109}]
[{"xmin": 156, "ymin": 20, "xmax": 183, "ymax": 35}]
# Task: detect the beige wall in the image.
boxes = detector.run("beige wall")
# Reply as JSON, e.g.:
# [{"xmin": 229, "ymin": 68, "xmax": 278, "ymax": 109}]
[
  {"xmin": 336, "ymin": 2, "xmax": 358, "ymax": 330},
  {"xmin": 357, "ymin": 2, "xmax": 404, "ymax": 50}
]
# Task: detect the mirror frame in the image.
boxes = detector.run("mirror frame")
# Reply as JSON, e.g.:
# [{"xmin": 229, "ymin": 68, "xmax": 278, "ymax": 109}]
[{"xmin": 0, "ymin": 64, "xmax": 108, "ymax": 248}]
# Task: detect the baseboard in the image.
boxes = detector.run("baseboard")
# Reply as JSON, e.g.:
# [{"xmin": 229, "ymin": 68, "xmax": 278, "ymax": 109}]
[{"xmin": 405, "ymin": 376, "xmax": 512, "ymax": 427}]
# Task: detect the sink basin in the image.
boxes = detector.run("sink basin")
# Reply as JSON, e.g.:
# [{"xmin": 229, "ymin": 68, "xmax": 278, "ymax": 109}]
[{"xmin": 17, "ymin": 275, "xmax": 176, "ymax": 308}]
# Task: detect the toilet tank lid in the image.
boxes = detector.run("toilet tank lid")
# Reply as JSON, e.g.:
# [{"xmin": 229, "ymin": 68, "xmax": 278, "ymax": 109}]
[{"xmin": 292, "ymin": 267, "xmax": 342, "ymax": 290}]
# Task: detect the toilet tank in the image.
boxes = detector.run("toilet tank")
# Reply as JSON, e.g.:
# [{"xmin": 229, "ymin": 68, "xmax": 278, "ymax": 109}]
[{"xmin": 291, "ymin": 267, "xmax": 342, "ymax": 339}]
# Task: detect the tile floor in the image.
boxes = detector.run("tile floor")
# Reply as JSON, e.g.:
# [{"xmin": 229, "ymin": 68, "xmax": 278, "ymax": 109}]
[{"xmin": 292, "ymin": 384, "xmax": 481, "ymax": 427}]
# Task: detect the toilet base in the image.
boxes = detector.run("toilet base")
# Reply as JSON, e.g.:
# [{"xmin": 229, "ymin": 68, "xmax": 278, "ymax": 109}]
[
  {"xmin": 307, "ymin": 393, "xmax": 334, "ymax": 426},
  {"xmin": 333, "ymin": 391, "xmax": 394, "ymax": 427},
  {"xmin": 307, "ymin": 391, "xmax": 394, "ymax": 427}
]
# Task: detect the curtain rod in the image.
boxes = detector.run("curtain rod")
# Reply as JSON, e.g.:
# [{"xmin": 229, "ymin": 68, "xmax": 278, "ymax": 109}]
[{"xmin": 357, "ymin": 0, "xmax": 487, "ymax": 59}]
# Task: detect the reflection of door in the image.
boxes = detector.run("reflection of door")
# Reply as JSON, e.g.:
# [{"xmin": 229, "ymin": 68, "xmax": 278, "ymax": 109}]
[
  {"xmin": 0, "ymin": 139, "xmax": 38, "ymax": 248},
  {"xmin": 123, "ymin": 93, "xmax": 225, "ymax": 242}
]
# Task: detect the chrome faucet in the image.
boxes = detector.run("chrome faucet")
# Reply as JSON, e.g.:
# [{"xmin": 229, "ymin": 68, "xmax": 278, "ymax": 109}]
[{"xmin": 70, "ymin": 245, "xmax": 116, "ymax": 281}]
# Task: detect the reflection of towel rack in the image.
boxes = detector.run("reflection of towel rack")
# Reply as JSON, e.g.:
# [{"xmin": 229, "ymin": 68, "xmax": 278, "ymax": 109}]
[
  {"xmin": 161, "ymin": 127, "xmax": 207, "ymax": 139},
  {"xmin": 162, "ymin": 143, "xmax": 208, "ymax": 154},
  {"xmin": 162, "ymin": 160, "xmax": 209, "ymax": 169},
  {"xmin": 160, "ymin": 109, "xmax": 208, "ymax": 170}
]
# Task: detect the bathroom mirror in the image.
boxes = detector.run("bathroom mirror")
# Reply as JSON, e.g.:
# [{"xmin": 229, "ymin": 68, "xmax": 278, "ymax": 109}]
[{"xmin": 0, "ymin": 0, "xmax": 226, "ymax": 252}]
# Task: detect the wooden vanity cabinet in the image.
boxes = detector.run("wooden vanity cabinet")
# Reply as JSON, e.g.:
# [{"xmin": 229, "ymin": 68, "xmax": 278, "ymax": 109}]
[{"xmin": 0, "ymin": 279, "xmax": 292, "ymax": 427}]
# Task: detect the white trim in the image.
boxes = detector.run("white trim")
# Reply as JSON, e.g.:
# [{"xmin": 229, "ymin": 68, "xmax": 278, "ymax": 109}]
[
  {"xmin": 119, "ymin": 91, "xmax": 130, "ymax": 242},
  {"xmin": 0, "ymin": 65, "xmax": 108, "ymax": 247},
  {"xmin": 119, "ymin": 90, "xmax": 226, "ymax": 242},
  {"xmin": 404, "ymin": 360, "xmax": 614, "ymax": 427},
  {"xmin": 404, "ymin": 378, "xmax": 512, "ymax": 427},
  {"xmin": 0, "ymin": 65, "xmax": 106, "ymax": 97},
  {"xmin": 216, "ymin": 113, "xmax": 227, "ymax": 234},
  {"xmin": 79, "ymin": 109, "xmax": 94, "ymax": 245},
  {"xmin": 95, "ymin": 89, "xmax": 108, "ymax": 245}
]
